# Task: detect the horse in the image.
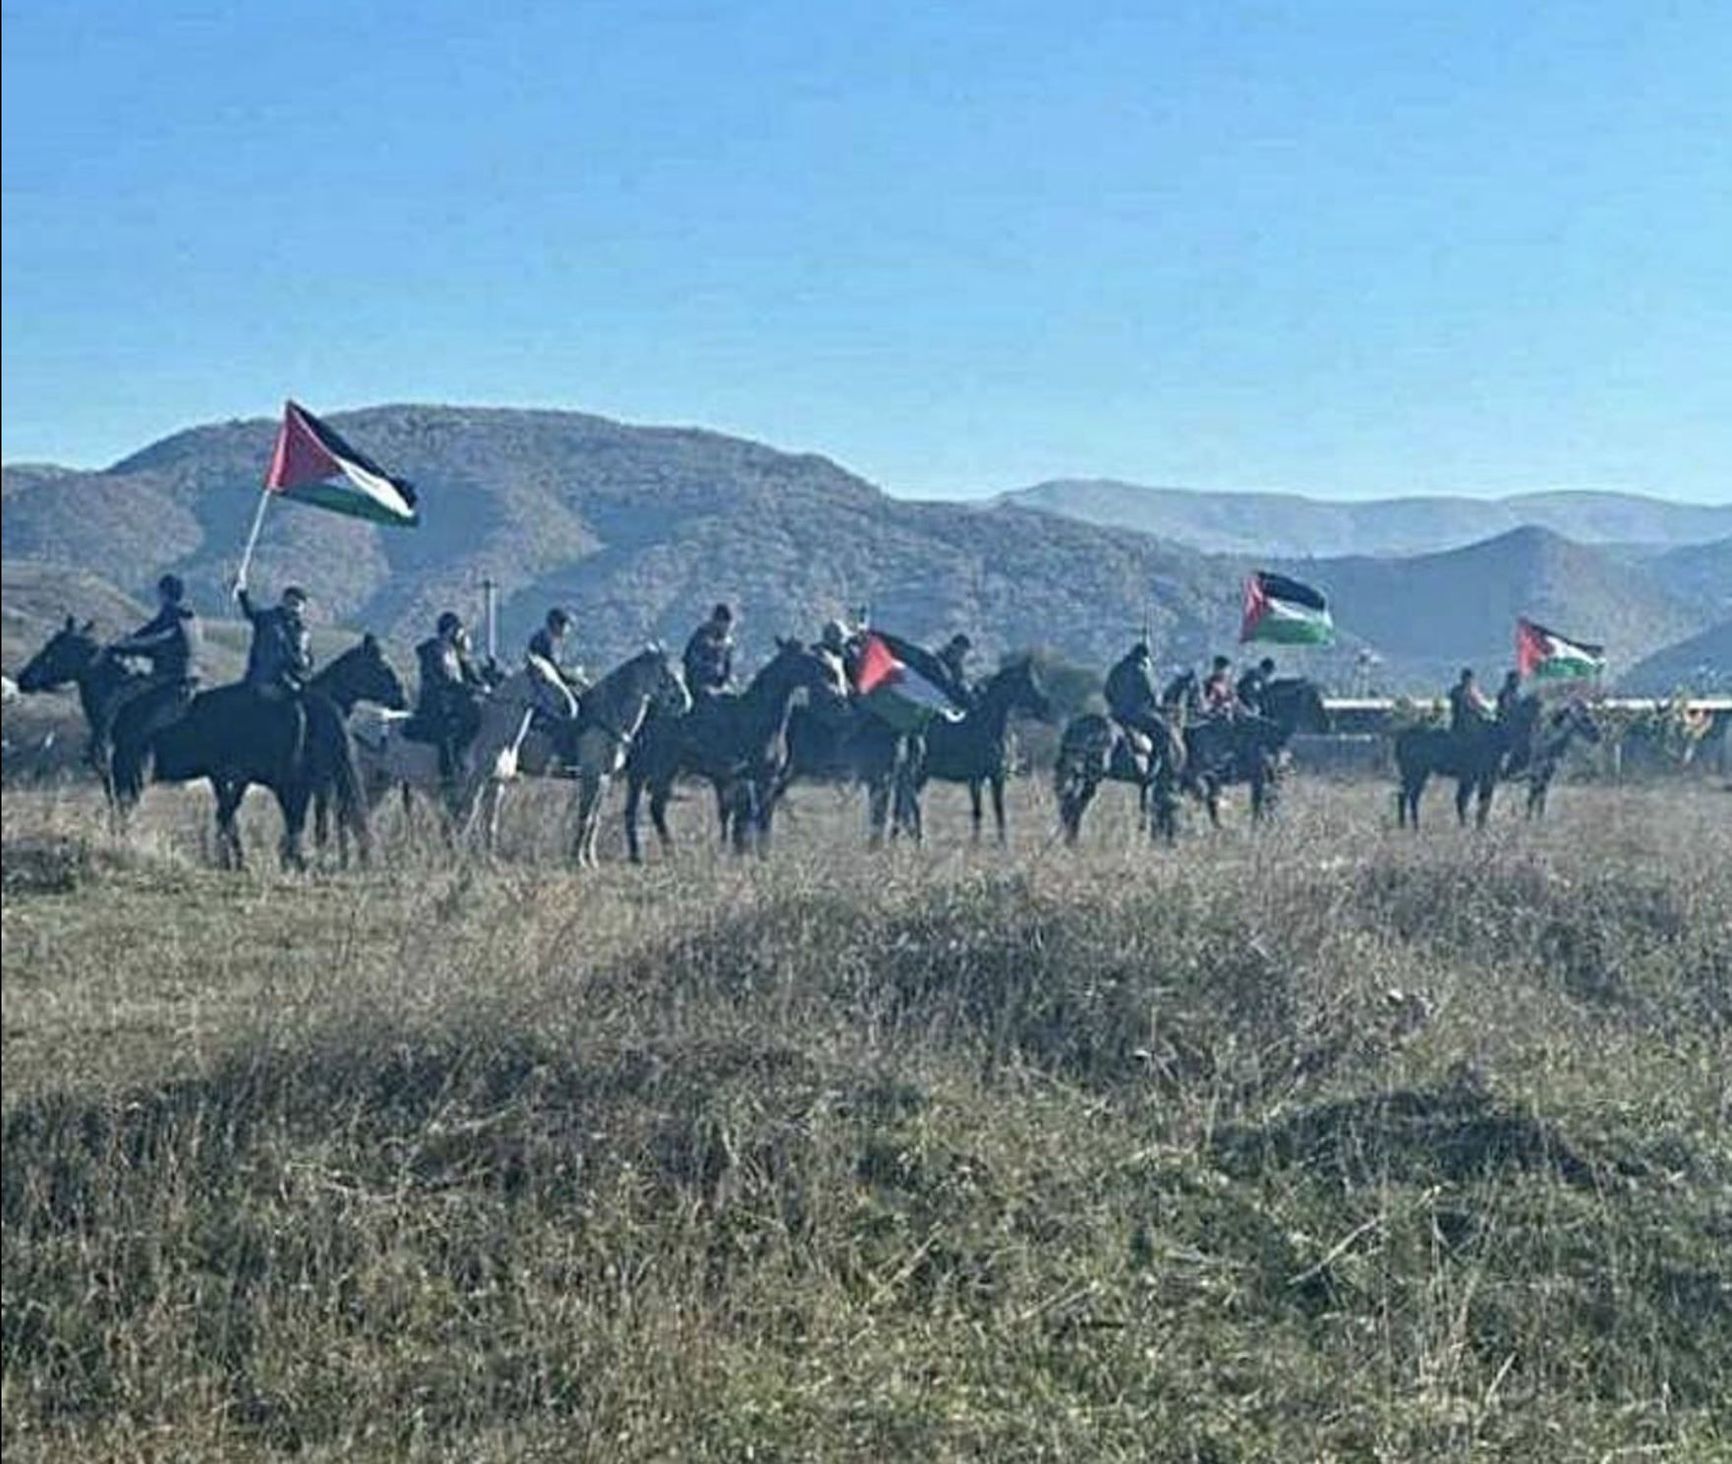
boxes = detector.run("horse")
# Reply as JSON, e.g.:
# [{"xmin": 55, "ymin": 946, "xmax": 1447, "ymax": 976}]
[
  {"xmin": 302, "ymin": 637, "xmax": 410, "ymax": 863},
  {"xmin": 544, "ymin": 646, "xmax": 693, "ymax": 866},
  {"xmin": 345, "ymin": 659, "xmax": 582, "ymax": 854},
  {"xmin": 1053, "ymin": 711, "xmax": 1186, "ymax": 845},
  {"xmin": 14, "ymin": 616, "xmax": 141, "ymax": 794},
  {"xmin": 1183, "ymin": 677, "xmax": 1331, "ymax": 825},
  {"xmin": 778, "ymin": 695, "xmax": 932, "ymax": 846},
  {"xmin": 13, "ymin": 617, "xmax": 372, "ymax": 870},
  {"xmin": 1506, "ymin": 698, "xmax": 1602, "ymax": 819},
  {"xmin": 909, "ymin": 657, "xmax": 1051, "ymax": 844},
  {"xmin": 624, "ymin": 639, "xmax": 847, "ymax": 862},
  {"xmin": 1394, "ymin": 699, "xmax": 1540, "ymax": 830}
]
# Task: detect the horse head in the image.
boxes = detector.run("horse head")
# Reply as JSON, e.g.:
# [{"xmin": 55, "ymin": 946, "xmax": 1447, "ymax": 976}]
[
  {"xmin": 321, "ymin": 632, "xmax": 409, "ymax": 711},
  {"xmin": 1002, "ymin": 656, "xmax": 1052, "ymax": 721},
  {"xmin": 15, "ymin": 616, "xmax": 103, "ymax": 693}
]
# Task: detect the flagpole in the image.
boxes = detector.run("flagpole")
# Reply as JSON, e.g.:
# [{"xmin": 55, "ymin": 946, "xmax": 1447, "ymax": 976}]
[{"xmin": 234, "ymin": 486, "xmax": 273, "ymax": 592}]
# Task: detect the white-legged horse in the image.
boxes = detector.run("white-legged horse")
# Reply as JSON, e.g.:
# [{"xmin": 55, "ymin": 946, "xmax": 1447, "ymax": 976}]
[
  {"xmin": 510, "ymin": 646, "xmax": 690, "ymax": 867},
  {"xmin": 348, "ymin": 661, "xmax": 577, "ymax": 852}
]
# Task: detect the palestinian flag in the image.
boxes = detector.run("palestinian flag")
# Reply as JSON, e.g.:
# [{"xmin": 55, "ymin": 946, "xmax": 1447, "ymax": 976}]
[
  {"xmin": 1240, "ymin": 571, "xmax": 1334, "ymax": 645},
  {"xmin": 265, "ymin": 401, "xmax": 418, "ymax": 526},
  {"xmin": 1516, "ymin": 618, "xmax": 1605, "ymax": 684},
  {"xmin": 854, "ymin": 632, "xmax": 965, "ymax": 732}
]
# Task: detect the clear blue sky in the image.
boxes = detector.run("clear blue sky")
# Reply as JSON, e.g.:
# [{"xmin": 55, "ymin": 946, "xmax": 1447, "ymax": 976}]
[{"xmin": 3, "ymin": 0, "xmax": 1727, "ymax": 503}]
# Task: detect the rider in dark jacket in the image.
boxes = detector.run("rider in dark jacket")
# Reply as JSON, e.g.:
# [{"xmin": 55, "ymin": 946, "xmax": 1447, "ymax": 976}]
[
  {"xmin": 683, "ymin": 604, "xmax": 736, "ymax": 698},
  {"xmin": 933, "ymin": 633, "xmax": 974, "ymax": 710},
  {"xmin": 414, "ymin": 611, "xmax": 487, "ymax": 792},
  {"xmin": 1494, "ymin": 669, "xmax": 1523, "ymax": 722},
  {"xmin": 1236, "ymin": 657, "xmax": 1277, "ymax": 717},
  {"xmin": 238, "ymin": 584, "xmax": 313, "ymax": 697},
  {"xmin": 1447, "ymin": 668, "xmax": 1493, "ymax": 735},
  {"xmin": 1105, "ymin": 642, "xmax": 1163, "ymax": 739},
  {"xmin": 98, "ymin": 573, "xmax": 204, "ymax": 748}
]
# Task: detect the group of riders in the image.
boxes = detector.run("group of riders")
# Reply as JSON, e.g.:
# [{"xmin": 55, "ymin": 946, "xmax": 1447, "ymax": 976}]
[{"xmin": 88, "ymin": 573, "xmax": 1270, "ymax": 794}]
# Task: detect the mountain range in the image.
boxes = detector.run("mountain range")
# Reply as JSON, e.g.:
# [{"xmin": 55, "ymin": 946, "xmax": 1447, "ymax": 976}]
[
  {"xmin": 3, "ymin": 405, "xmax": 1727, "ymax": 697},
  {"xmin": 1003, "ymin": 480, "xmax": 1729, "ymax": 559}
]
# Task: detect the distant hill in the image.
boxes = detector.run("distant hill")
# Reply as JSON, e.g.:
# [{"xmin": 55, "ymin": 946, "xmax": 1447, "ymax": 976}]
[
  {"xmin": 1276, "ymin": 527, "xmax": 1705, "ymax": 689},
  {"xmin": 1002, "ymin": 481, "xmax": 1731, "ymax": 558},
  {"xmin": 1618, "ymin": 620, "xmax": 1732, "ymax": 695},
  {"xmin": 1, "ymin": 406, "xmax": 1245, "ymax": 675},
  {"xmin": 4, "ymin": 406, "xmax": 1725, "ymax": 697}
]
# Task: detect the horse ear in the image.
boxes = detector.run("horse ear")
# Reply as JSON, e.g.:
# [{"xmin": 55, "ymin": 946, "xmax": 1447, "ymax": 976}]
[
  {"xmin": 80, "ymin": 619, "xmax": 96, "ymax": 635},
  {"xmin": 63, "ymin": 614, "xmax": 76, "ymax": 631},
  {"xmin": 362, "ymin": 632, "xmax": 378, "ymax": 651}
]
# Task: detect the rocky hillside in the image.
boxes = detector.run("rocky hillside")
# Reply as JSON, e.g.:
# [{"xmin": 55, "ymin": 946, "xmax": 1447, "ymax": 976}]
[{"xmin": 4, "ymin": 406, "xmax": 1726, "ymax": 692}]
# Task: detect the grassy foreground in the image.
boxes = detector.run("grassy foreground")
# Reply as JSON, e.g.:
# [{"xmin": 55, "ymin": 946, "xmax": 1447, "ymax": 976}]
[{"xmin": 2, "ymin": 779, "xmax": 1729, "ymax": 1461}]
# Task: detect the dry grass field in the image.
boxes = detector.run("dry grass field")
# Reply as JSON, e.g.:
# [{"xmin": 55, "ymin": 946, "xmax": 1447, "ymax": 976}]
[{"xmin": 3, "ymin": 771, "xmax": 1729, "ymax": 1460}]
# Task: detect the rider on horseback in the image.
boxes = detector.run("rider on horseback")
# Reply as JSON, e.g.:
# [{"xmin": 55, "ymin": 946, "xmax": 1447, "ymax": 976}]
[
  {"xmin": 96, "ymin": 573, "xmax": 204, "ymax": 754},
  {"xmin": 1202, "ymin": 655, "xmax": 1237, "ymax": 718},
  {"xmin": 238, "ymin": 584, "xmax": 313, "ymax": 698},
  {"xmin": 414, "ymin": 611, "xmax": 488, "ymax": 798},
  {"xmin": 527, "ymin": 607, "xmax": 587, "ymax": 692},
  {"xmin": 1104, "ymin": 641, "xmax": 1163, "ymax": 742},
  {"xmin": 683, "ymin": 603, "xmax": 736, "ymax": 700},
  {"xmin": 1448, "ymin": 667, "xmax": 1493, "ymax": 735},
  {"xmin": 933, "ymin": 633, "xmax": 975, "ymax": 711},
  {"xmin": 1494, "ymin": 669, "xmax": 1523, "ymax": 723},
  {"xmin": 1236, "ymin": 657, "xmax": 1276, "ymax": 718}
]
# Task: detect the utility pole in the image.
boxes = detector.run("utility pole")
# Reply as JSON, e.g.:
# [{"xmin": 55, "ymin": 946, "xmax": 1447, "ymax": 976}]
[{"xmin": 481, "ymin": 577, "xmax": 498, "ymax": 663}]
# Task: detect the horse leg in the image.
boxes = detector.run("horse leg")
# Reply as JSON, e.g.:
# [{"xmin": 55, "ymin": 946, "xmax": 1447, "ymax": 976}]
[
  {"xmin": 623, "ymin": 772, "xmax": 646, "ymax": 865},
  {"xmin": 867, "ymin": 777, "xmax": 890, "ymax": 848},
  {"xmin": 277, "ymin": 785, "xmax": 310, "ymax": 872},
  {"xmin": 1475, "ymin": 776, "xmax": 1494, "ymax": 829},
  {"xmin": 576, "ymin": 774, "xmax": 609, "ymax": 867},
  {"xmin": 990, "ymin": 775, "xmax": 1007, "ymax": 846},
  {"xmin": 648, "ymin": 777, "xmax": 675, "ymax": 855},
  {"xmin": 967, "ymin": 780, "xmax": 983, "ymax": 843},
  {"xmin": 212, "ymin": 779, "xmax": 246, "ymax": 870}
]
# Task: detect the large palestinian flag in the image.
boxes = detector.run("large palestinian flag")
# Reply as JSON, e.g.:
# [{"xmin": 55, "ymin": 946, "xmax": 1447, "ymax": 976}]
[
  {"xmin": 1240, "ymin": 571, "xmax": 1334, "ymax": 645},
  {"xmin": 854, "ymin": 632, "xmax": 966, "ymax": 732},
  {"xmin": 1516, "ymin": 617, "xmax": 1605, "ymax": 684},
  {"xmin": 265, "ymin": 401, "xmax": 418, "ymax": 526}
]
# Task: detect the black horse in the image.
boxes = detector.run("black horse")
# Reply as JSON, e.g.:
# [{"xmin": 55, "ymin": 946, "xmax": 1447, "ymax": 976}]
[
  {"xmin": 1394, "ymin": 699, "xmax": 1535, "ymax": 830},
  {"xmin": 909, "ymin": 657, "xmax": 1051, "ymax": 844},
  {"xmin": 1053, "ymin": 710, "xmax": 1186, "ymax": 845},
  {"xmin": 297, "ymin": 638, "xmax": 410, "ymax": 861},
  {"xmin": 778, "ymin": 697, "xmax": 920, "ymax": 845},
  {"xmin": 15, "ymin": 617, "xmax": 377, "ymax": 869},
  {"xmin": 623, "ymin": 638, "xmax": 849, "ymax": 861},
  {"xmin": 1183, "ymin": 677, "xmax": 1331, "ymax": 824}
]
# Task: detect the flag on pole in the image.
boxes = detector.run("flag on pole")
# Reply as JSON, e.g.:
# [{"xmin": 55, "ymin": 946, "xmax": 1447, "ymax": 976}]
[
  {"xmin": 265, "ymin": 401, "xmax": 418, "ymax": 526},
  {"xmin": 1240, "ymin": 571, "xmax": 1334, "ymax": 645},
  {"xmin": 854, "ymin": 632, "xmax": 965, "ymax": 731},
  {"xmin": 1516, "ymin": 618, "xmax": 1605, "ymax": 684}
]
